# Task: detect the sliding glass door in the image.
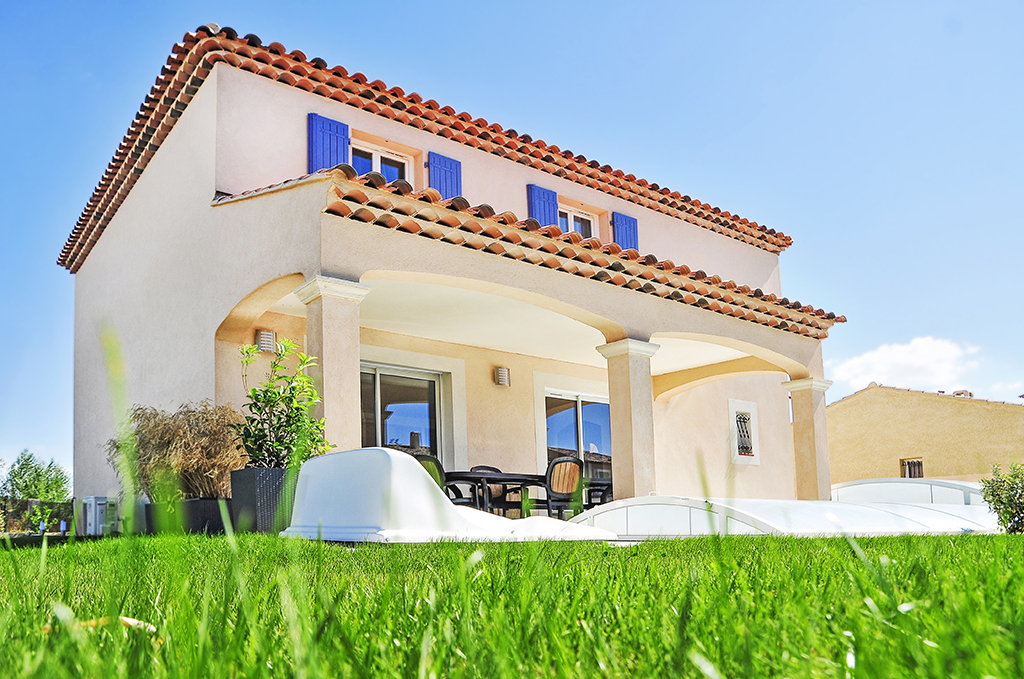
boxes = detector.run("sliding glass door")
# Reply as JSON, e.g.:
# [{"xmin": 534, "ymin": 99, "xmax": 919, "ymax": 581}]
[
  {"xmin": 545, "ymin": 392, "xmax": 612, "ymax": 479},
  {"xmin": 360, "ymin": 366, "xmax": 439, "ymax": 457}
]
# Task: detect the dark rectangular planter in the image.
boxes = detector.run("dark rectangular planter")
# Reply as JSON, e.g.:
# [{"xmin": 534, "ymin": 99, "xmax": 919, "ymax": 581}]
[
  {"xmin": 144, "ymin": 498, "xmax": 231, "ymax": 534},
  {"xmin": 230, "ymin": 468, "xmax": 297, "ymax": 534}
]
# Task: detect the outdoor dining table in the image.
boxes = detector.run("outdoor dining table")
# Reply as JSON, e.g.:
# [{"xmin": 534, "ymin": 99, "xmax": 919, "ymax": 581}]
[{"xmin": 446, "ymin": 470, "xmax": 612, "ymax": 514}]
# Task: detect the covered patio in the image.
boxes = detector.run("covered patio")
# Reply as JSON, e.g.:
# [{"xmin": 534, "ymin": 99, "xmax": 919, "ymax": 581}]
[{"xmin": 211, "ymin": 173, "xmax": 842, "ymax": 504}]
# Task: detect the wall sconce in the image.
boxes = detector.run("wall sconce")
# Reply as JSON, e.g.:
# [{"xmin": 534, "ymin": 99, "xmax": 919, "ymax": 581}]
[
  {"xmin": 493, "ymin": 366, "xmax": 511, "ymax": 387},
  {"xmin": 255, "ymin": 329, "xmax": 277, "ymax": 352}
]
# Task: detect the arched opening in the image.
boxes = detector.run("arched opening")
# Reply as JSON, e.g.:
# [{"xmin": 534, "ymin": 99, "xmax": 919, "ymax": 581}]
[{"xmin": 214, "ymin": 273, "xmax": 306, "ymax": 409}]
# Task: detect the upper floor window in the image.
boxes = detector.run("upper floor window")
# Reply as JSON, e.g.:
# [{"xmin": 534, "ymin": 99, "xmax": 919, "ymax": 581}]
[
  {"xmin": 558, "ymin": 206, "xmax": 597, "ymax": 239},
  {"xmin": 309, "ymin": 113, "xmax": 462, "ymax": 196},
  {"xmin": 351, "ymin": 141, "xmax": 410, "ymax": 183},
  {"xmin": 527, "ymin": 184, "xmax": 638, "ymax": 250}
]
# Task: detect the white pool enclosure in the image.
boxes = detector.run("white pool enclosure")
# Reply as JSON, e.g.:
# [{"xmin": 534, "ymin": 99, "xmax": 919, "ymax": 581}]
[{"xmin": 282, "ymin": 449, "xmax": 1000, "ymax": 542}]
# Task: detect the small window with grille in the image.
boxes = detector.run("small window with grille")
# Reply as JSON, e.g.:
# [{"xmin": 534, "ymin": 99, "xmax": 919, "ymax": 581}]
[
  {"xmin": 900, "ymin": 458, "xmax": 924, "ymax": 478},
  {"xmin": 735, "ymin": 412, "xmax": 754, "ymax": 456},
  {"xmin": 729, "ymin": 399, "xmax": 760, "ymax": 465}
]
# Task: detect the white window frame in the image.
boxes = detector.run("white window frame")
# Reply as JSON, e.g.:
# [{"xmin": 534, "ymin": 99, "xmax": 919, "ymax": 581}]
[
  {"xmin": 544, "ymin": 388, "xmax": 611, "ymax": 478},
  {"xmin": 361, "ymin": 361, "xmax": 443, "ymax": 457},
  {"xmin": 533, "ymin": 373, "xmax": 608, "ymax": 474},
  {"xmin": 557, "ymin": 205, "xmax": 598, "ymax": 239},
  {"xmin": 350, "ymin": 139, "xmax": 412, "ymax": 183},
  {"xmin": 360, "ymin": 344, "xmax": 467, "ymax": 470},
  {"xmin": 728, "ymin": 399, "xmax": 760, "ymax": 466}
]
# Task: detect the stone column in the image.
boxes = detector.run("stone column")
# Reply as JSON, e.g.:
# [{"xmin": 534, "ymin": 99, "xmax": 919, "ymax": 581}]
[
  {"xmin": 596, "ymin": 338, "xmax": 660, "ymax": 499},
  {"xmin": 784, "ymin": 377, "xmax": 833, "ymax": 500},
  {"xmin": 295, "ymin": 276, "xmax": 371, "ymax": 453}
]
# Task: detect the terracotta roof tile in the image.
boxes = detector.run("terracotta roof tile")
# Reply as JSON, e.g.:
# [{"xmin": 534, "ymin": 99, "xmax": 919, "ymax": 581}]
[
  {"xmin": 59, "ymin": 26, "xmax": 795, "ymax": 272},
  {"xmin": 239, "ymin": 167, "xmax": 842, "ymax": 339}
]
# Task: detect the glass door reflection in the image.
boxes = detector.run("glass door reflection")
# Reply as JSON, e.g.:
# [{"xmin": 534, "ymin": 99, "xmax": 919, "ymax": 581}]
[{"xmin": 360, "ymin": 367, "xmax": 439, "ymax": 457}]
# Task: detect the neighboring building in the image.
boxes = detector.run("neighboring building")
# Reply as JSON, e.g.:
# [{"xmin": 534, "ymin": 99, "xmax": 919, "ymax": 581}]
[
  {"xmin": 828, "ymin": 383, "xmax": 1024, "ymax": 483},
  {"xmin": 61, "ymin": 25, "xmax": 845, "ymax": 504}
]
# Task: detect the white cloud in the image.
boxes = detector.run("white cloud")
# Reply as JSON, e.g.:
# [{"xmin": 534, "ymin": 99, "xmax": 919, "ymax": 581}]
[{"xmin": 828, "ymin": 337, "xmax": 980, "ymax": 393}]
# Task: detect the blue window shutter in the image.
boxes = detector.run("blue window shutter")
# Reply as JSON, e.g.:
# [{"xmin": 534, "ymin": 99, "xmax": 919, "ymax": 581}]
[
  {"xmin": 527, "ymin": 184, "xmax": 559, "ymax": 228},
  {"xmin": 307, "ymin": 113, "xmax": 350, "ymax": 173},
  {"xmin": 428, "ymin": 152, "xmax": 462, "ymax": 199},
  {"xmin": 612, "ymin": 212, "xmax": 639, "ymax": 250}
]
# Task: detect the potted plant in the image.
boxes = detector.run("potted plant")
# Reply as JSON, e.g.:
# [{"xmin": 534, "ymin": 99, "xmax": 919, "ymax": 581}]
[
  {"xmin": 106, "ymin": 401, "xmax": 244, "ymax": 533},
  {"xmin": 230, "ymin": 338, "xmax": 333, "ymax": 533}
]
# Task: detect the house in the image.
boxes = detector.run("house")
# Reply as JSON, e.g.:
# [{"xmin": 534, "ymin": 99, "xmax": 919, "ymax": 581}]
[
  {"xmin": 828, "ymin": 383, "xmax": 1024, "ymax": 484},
  {"xmin": 61, "ymin": 24, "xmax": 845, "ymax": 505}
]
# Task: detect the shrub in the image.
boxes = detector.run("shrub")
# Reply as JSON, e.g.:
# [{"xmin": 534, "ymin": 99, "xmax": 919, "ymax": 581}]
[
  {"xmin": 980, "ymin": 464, "xmax": 1024, "ymax": 533},
  {"xmin": 231, "ymin": 338, "xmax": 333, "ymax": 469},
  {"xmin": 2, "ymin": 450, "xmax": 71, "ymax": 502},
  {"xmin": 107, "ymin": 401, "xmax": 244, "ymax": 502}
]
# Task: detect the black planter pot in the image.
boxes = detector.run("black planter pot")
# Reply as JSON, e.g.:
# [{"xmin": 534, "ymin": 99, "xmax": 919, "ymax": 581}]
[
  {"xmin": 144, "ymin": 498, "xmax": 232, "ymax": 534},
  {"xmin": 230, "ymin": 468, "xmax": 297, "ymax": 534}
]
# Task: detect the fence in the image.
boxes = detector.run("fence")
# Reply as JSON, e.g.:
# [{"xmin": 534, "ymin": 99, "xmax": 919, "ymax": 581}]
[{"xmin": 0, "ymin": 497, "xmax": 75, "ymax": 534}]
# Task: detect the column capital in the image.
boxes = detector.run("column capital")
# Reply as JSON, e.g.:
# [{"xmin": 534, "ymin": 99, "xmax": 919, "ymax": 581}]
[
  {"xmin": 783, "ymin": 377, "xmax": 833, "ymax": 394},
  {"xmin": 294, "ymin": 276, "xmax": 371, "ymax": 305},
  {"xmin": 596, "ymin": 338, "xmax": 660, "ymax": 360}
]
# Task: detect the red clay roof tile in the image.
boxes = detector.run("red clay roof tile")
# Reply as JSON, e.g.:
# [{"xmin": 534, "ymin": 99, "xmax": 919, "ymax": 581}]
[{"xmin": 60, "ymin": 26, "xmax": 794, "ymax": 272}]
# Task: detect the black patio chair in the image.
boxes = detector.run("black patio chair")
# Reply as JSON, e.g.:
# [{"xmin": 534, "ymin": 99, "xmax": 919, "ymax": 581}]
[
  {"xmin": 526, "ymin": 456, "xmax": 584, "ymax": 520},
  {"xmin": 414, "ymin": 454, "xmax": 478, "ymax": 507},
  {"xmin": 585, "ymin": 484, "xmax": 612, "ymax": 509},
  {"xmin": 470, "ymin": 465, "xmax": 522, "ymax": 516}
]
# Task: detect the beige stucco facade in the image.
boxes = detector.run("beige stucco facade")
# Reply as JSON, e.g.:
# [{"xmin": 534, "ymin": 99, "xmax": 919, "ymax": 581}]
[
  {"xmin": 67, "ymin": 37, "xmax": 843, "ymax": 505},
  {"xmin": 828, "ymin": 385, "xmax": 1024, "ymax": 483}
]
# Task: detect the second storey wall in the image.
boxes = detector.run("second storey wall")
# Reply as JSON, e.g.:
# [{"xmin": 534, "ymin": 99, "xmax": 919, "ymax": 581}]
[{"xmin": 214, "ymin": 65, "xmax": 783, "ymax": 295}]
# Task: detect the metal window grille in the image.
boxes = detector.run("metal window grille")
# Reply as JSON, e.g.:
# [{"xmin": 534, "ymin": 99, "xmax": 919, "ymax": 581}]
[
  {"xmin": 901, "ymin": 459, "xmax": 924, "ymax": 478},
  {"xmin": 736, "ymin": 412, "xmax": 754, "ymax": 456}
]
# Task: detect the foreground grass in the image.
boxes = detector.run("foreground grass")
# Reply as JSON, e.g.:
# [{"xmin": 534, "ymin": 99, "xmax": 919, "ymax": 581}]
[{"xmin": 0, "ymin": 533, "xmax": 1022, "ymax": 677}]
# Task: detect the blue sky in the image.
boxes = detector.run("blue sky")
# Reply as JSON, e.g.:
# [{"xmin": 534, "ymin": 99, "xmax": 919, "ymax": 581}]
[{"xmin": 2, "ymin": 1, "xmax": 1023, "ymax": 478}]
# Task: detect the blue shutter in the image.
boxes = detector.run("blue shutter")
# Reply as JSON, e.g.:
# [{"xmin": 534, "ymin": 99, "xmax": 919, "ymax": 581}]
[
  {"xmin": 307, "ymin": 113, "xmax": 350, "ymax": 173},
  {"xmin": 612, "ymin": 212, "xmax": 639, "ymax": 250},
  {"xmin": 428, "ymin": 152, "xmax": 462, "ymax": 199},
  {"xmin": 527, "ymin": 184, "xmax": 559, "ymax": 228}
]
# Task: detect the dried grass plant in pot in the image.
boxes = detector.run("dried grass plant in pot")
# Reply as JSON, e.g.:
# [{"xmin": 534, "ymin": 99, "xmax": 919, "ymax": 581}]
[
  {"xmin": 107, "ymin": 401, "xmax": 244, "ymax": 533},
  {"xmin": 230, "ymin": 338, "xmax": 333, "ymax": 533}
]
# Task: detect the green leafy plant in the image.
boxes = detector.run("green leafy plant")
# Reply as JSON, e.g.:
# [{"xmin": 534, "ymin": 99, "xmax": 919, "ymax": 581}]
[
  {"xmin": 27, "ymin": 504, "xmax": 53, "ymax": 533},
  {"xmin": 980, "ymin": 464, "xmax": 1024, "ymax": 533},
  {"xmin": 231, "ymin": 338, "xmax": 333, "ymax": 469},
  {"xmin": 106, "ymin": 402, "xmax": 244, "ymax": 502},
  {"xmin": 2, "ymin": 450, "xmax": 71, "ymax": 502}
]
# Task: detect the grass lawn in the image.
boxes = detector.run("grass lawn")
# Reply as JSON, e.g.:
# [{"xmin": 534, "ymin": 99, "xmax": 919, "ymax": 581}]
[{"xmin": 1, "ymin": 532, "xmax": 1022, "ymax": 677}]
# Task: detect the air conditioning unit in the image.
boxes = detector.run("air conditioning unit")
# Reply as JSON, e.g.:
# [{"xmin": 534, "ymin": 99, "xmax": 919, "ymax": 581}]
[{"xmin": 82, "ymin": 496, "xmax": 118, "ymax": 536}]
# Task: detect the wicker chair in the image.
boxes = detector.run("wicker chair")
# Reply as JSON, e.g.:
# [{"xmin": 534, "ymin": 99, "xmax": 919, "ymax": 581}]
[{"xmin": 414, "ymin": 454, "xmax": 478, "ymax": 507}]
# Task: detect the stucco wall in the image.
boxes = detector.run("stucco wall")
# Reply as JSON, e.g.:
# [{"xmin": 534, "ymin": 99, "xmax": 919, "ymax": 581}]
[
  {"xmin": 72, "ymin": 68, "xmax": 326, "ymax": 498},
  {"xmin": 653, "ymin": 373, "xmax": 796, "ymax": 499},
  {"xmin": 71, "ymin": 62, "xmax": 821, "ymax": 502},
  {"xmin": 828, "ymin": 386, "xmax": 1024, "ymax": 483},
  {"xmin": 214, "ymin": 65, "xmax": 783, "ymax": 295}
]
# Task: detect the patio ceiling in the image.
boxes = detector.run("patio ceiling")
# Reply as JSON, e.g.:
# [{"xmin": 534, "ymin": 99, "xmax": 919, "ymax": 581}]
[{"xmin": 268, "ymin": 278, "xmax": 751, "ymax": 375}]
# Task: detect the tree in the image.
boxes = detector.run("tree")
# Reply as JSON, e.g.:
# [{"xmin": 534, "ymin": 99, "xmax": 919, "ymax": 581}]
[{"xmin": 2, "ymin": 450, "xmax": 71, "ymax": 502}]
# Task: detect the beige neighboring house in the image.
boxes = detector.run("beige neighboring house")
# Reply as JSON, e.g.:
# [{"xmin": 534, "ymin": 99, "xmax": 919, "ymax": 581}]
[
  {"xmin": 828, "ymin": 383, "xmax": 1024, "ymax": 483},
  {"xmin": 60, "ymin": 25, "xmax": 846, "ymax": 504}
]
